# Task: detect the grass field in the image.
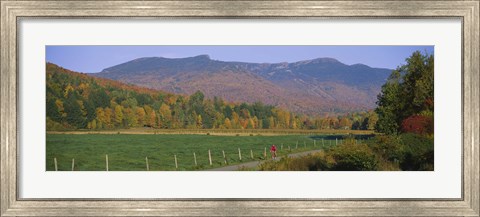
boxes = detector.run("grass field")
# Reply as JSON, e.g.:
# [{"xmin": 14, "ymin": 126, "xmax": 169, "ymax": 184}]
[{"xmin": 46, "ymin": 132, "xmax": 374, "ymax": 171}]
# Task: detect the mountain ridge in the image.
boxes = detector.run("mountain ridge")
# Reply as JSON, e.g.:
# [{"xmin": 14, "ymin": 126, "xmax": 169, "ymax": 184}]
[{"xmin": 94, "ymin": 55, "xmax": 392, "ymax": 115}]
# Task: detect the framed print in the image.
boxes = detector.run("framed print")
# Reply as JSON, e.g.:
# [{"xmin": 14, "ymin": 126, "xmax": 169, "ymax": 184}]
[{"xmin": 1, "ymin": 0, "xmax": 479, "ymax": 216}]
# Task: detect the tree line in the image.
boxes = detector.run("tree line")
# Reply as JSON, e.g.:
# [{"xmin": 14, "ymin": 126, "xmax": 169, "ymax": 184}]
[
  {"xmin": 46, "ymin": 63, "xmax": 376, "ymax": 131},
  {"xmin": 375, "ymin": 51, "xmax": 434, "ymax": 135}
]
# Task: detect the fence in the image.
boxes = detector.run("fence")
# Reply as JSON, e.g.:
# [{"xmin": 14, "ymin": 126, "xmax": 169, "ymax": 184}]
[{"xmin": 49, "ymin": 138, "xmax": 370, "ymax": 171}]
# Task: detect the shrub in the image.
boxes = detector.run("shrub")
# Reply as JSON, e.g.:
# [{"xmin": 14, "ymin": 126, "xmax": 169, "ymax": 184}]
[
  {"xmin": 401, "ymin": 115, "xmax": 433, "ymax": 135},
  {"xmin": 327, "ymin": 141, "xmax": 378, "ymax": 171},
  {"xmin": 258, "ymin": 153, "xmax": 330, "ymax": 171},
  {"xmin": 257, "ymin": 134, "xmax": 432, "ymax": 171},
  {"xmin": 369, "ymin": 135, "xmax": 403, "ymax": 162},
  {"xmin": 46, "ymin": 118, "xmax": 67, "ymax": 131},
  {"xmin": 399, "ymin": 133, "xmax": 434, "ymax": 170}
]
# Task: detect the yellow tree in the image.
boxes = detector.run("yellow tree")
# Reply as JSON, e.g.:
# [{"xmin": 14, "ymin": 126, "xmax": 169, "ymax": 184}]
[
  {"xmin": 224, "ymin": 118, "xmax": 232, "ymax": 129},
  {"xmin": 144, "ymin": 105, "xmax": 156, "ymax": 127},
  {"xmin": 269, "ymin": 116, "xmax": 275, "ymax": 129},
  {"xmin": 78, "ymin": 83, "xmax": 90, "ymax": 98},
  {"xmin": 284, "ymin": 111, "xmax": 291, "ymax": 129},
  {"xmin": 339, "ymin": 117, "xmax": 351, "ymax": 129},
  {"xmin": 291, "ymin": 118, "xmax": 297, "ymax": 129},
  {"xmin": 365, "ymin": 112, "xmax": 379, "ymax": 130},
  {"xmin": 330, "ymin": 117, "xmax": 339, "ymax": 129},
  {"xmin": 166, "ymin": 95, "xmax": 177, "ymax": 106},
  {"xmin": 91, "ymin": 119, "xmax": 97, "ymax": 130},
  {"xmin": 104, "ymin": 108, "xmax": 113, "ymax": 129},
  {"xmin": 135, "ymin": 107, "xmax": 146, "ymax": 126},
  {"xmin": 252, "ymin": 116, "xmax": 259, "ymax": 129},
  {"xmin": 63, "ymin": 84, "xmax": 74, "ymax": 98},
  {"xmin": 55, "ymin": 99, "xmax": 66, "ymax": 118},
  {"xmin": 77, "ymin": 100, "xmax": 87, "ymax": 117},
  {"xmin": 95, "ymin": 108, "xmax": 105, "ymax": 129},
  {"xmin": 114, "ymin": 105, "xmax": 124, "ymax": 127},
  {"xmin": 158, "ymin": 104, "xmax": 172, "ymax": 128},
  {"xmin": 196, "ymin": 114, "xmax": 203, "ymax": 129},
  {"xmin": 246, "ymin": 118, "xmax": 255, "ymax": 129},
  {"xmin": 124, "ymin": 107, "xmax": 137, "ymax": 128},
  {"xmin": 240, "ymin": 119, "xmax": 248, "ymax": 129},
  {"xmin": 149, "ymin": 111, "xmax": 157, "ymax": 127},
  {"xmin": 231, "ymin": 112, "xmax": 240, "ymax": 129}
]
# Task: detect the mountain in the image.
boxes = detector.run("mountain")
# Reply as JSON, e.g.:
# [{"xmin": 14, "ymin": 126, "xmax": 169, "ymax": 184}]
[
  {"xmin": 95, "ymin": 55, "xmax": 392, "ymax": 115},
  {"xmin": 46, "ymin": 63, "xmax": 377, "ymax": 131}
]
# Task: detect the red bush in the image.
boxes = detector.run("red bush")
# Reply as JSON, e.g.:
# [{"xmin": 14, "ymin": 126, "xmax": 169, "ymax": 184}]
[{"xmin": 401, "ymin": 115, "xmax": 433, "ymax": 134}]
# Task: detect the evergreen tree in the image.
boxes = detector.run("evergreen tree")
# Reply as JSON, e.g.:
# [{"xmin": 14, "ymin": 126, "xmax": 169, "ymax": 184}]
[
  {"xmin": 375, "ymin": 51, "xmax": 434, "ymax": 134},
  {"xmin": 46, "ymin": 98, "xmax": 62, "ymax": 122},
  {"xmin": 64, "ymin": 94, "xmax": 86, "ymax": 128}
]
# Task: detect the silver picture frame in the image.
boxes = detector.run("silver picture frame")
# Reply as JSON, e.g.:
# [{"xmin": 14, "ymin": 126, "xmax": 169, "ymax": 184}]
[{"xmin": 1, "ymin": 0, "xmax": 479, "ymax": 216}]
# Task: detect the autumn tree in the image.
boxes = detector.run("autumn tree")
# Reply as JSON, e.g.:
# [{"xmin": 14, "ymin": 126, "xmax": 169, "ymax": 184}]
[
  {"xmin": 114, "ymin": 105, "xmax": 124, "ymax": 127},
  {"xmin": 124, "ymin": 107, "xmax": 137, "ymax": 127},
  {"xmin": 104, "ymin": 108, "xmax": 113, "ymax": 129},
  {"xmin": 196, "ymin": 114, "xmax": 203, "ymax": 128},
  {"xmin": 158, "ymin": 104, "xmax": 172, "ymax": 128},
  {"xmin": 375, "ymin": 51, "xmax": 434, "ymax": 134},
  {"xmin": 95, "ymin": 108, "xmax": 106, "ymax": 129},
  {"xmin": 135, "ymin": 107, "xmax": 146, "ymax": 126},
  {"xmin": 224, "ymin": 118, "xmax": 232, "ymax": 129}
]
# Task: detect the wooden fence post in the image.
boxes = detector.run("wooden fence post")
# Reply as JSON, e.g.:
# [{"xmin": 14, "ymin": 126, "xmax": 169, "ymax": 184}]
[
  {"xmin": 250, "ymin": 149, "xmax": 254, "ymax": 159},
  {"xmin": 71, "ymin": 158, "xmax": 75, "ymax": 171},
  {"xmin": 238, "ymin": 148, "xmax": 242, "ymax": 161},
  {"xmin": 174, "ymin": 154, "xmax": 178, "ymax": 169},
  {"xmin": 223, "ymin": 150, "xmax": 227, "ymax": 165},
  {"xmin": 145, "ymin": 157, "xmax": 149, "ymax": 171},
  {"xmin": 54, "ymin": 157, "xmax": 58, "ymax": 171},
  {"xmin": 193, "ymin": 152, "xmax": 197, "ymax": 166},
  {"xmin": 105, "ymin": 155, "xmax": 109, "ymax": 171},
  {"xmin": 208, "ymin": 150, "xmax": 212, "ymax": 166}
]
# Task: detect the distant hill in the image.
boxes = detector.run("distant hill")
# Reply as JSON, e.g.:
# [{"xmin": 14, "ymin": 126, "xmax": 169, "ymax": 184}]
[
  {"xmin": 46, "ymin": 63, "xmax": 377, "ymax": 131},
  {"xmin": 94, "ymin": 55, "xmax": 392, "ymax": 115}
]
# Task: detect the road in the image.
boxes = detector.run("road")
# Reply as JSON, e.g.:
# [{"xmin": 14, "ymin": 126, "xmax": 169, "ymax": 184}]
[{"xmin": 206, "ymin": 149, "xmax": 323, "ymax": 171}]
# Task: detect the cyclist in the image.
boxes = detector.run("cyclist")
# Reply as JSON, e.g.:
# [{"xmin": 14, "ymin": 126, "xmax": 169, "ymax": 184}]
[{"xmin": 270, "ymin": 144, "xmax": 277, "ymax": 160}]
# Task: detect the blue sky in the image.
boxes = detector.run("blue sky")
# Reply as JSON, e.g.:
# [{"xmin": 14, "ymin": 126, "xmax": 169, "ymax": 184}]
[{"xmin": 46, "ymin": 45, "xmax": 434, "ymax": 73}]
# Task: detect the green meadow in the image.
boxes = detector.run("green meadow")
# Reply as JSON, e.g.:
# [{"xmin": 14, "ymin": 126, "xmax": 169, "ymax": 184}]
[{"xmin": 46, "ymin": 133, "xmax": 360, "ymax": 171}]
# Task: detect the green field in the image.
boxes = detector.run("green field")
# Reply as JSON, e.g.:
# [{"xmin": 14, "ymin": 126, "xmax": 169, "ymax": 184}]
[{"xmin": 46, "ymin": 133, "xmax": 372, "ymax": 171}]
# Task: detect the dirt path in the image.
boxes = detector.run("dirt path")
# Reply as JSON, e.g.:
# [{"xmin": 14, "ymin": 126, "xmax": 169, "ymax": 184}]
[{"xmin": 206, "ymin": 149, "xmax": 323, "ymax": 171}]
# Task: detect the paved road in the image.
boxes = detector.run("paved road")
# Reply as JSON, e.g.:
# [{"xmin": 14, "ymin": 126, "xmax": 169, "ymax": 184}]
[{"xmin": 206, "ymin": 149, "xmax": 323, "ymax": 171}]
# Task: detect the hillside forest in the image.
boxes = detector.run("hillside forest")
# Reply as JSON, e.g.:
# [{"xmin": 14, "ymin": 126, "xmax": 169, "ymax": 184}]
[{"xmin": 46, "ymin": 63, "xmax": 378, "ymax": 131}]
